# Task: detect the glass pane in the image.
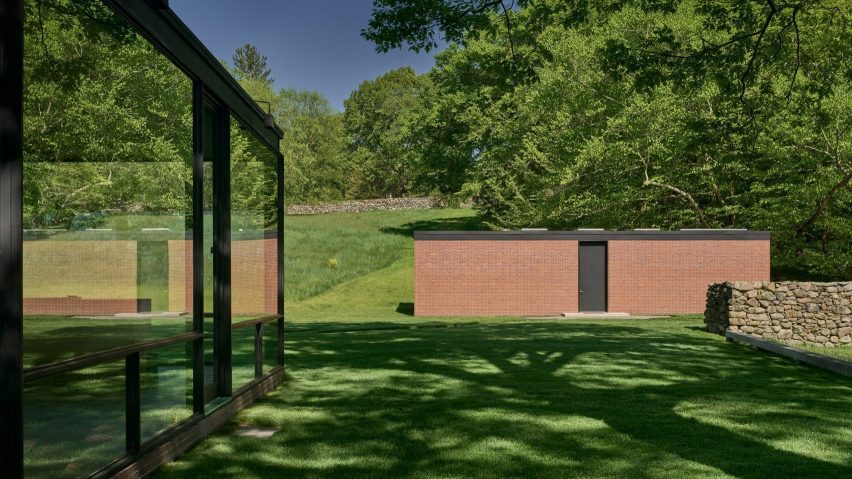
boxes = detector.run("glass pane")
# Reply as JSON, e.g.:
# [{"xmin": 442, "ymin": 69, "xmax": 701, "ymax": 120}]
[
  {"xmin": 22, "ymin": 0, "xmax": 193, "ymax": 368},
  {"xmin": 230, "ymin": 117, "xmax": 278, "ymax": 387},
  {"xmin": 202, "ymin": 107, "xmax": 218, "ymax": 409},
  {"xmin": 263, "ymin": 320, "xmax": 280, "ymax": 373},
  {"xmin": 141, "ymin": 343, "xmax": 194, "ymax": 442},
  {"xmin": 24, "ymin": 361, "xmax": 125, "ymax": 478},
  {"xmin": 230, "ymin": 117, "xmax": 278, "ymax": 321},
  {"xmin": 232, "ymin": 325, "xmax": 257, "ymax": 390}
]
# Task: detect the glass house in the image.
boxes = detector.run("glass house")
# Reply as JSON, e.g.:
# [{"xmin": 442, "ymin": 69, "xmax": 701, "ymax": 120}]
[{"xmin": 1, "ymin": 1, "xmax": 285, "ymax": 477}]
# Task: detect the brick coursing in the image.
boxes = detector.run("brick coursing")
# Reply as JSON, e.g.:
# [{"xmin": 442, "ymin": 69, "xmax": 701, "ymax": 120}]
[
  {"xmin": 415, "ymin": 240, "xmax": 578, "ymax": 316},
  {"xmin": 608, "ymin": 240, "xmax": 770, "ymax": 314},
  {"xmin": 415, "ymin": 238, "xmax": 770, "ymax": 317},
  {"xmin": 24, "ymin": 297, "xmax": 138, "ymax": 316}
]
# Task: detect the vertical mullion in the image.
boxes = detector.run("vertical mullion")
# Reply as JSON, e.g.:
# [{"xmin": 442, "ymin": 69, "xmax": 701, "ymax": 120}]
[
  {"xmin": 0, "ymin": 0, "xmax": 25, "ymax": 477},
  {"xmin": 191, "ymin": 83, "xmax": 204, "ymax": 414},
  {"xmin": 125, "ymin": 353, "xmax": 141, "ymax": 453},
  {"xmin": 276, "ymin": 151, "xmax": 284, "ymax": 367},
  {"xmin": 255, "ymin": 323, "xmax": 263, "ymax": 378},
  {"xmin": 213, "ymin": 105, "xmax": 232, "ymax": 397}
]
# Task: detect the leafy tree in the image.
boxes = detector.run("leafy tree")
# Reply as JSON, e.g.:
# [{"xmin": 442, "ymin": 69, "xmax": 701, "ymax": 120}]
[
  {"xmin": 343, "ymin": 67, "xmax": 432, "ymax": 198},
  {"xmin": 233, "ymin": 43, "xmax": 274, "ymax": 84},
  {"xmin": 276, "ymin": 89, "xmax": 351, "ymax": 203},
  {"xmin": 371, "ymin": 0, "xmax": 852, "ymax": 278},
  {"xmin": 23, "ymin": 0, "xmax": 193, "ymax": 228}
]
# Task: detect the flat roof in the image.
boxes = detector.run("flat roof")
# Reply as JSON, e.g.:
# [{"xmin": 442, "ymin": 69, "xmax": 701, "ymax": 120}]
[{"xmin": 415, "ymin": 230, "xmax": 771, "ymax": 241}]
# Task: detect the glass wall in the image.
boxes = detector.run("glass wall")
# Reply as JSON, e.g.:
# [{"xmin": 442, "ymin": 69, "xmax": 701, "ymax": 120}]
[
  {"xmin": 16, "ymin": 1, "xmax": 284, "ymax": 477},
  {"xmin": 22, "ymin": 0, "xmax": 194, "ymax": 367},
  {"xmin": 230, "ymin": 115, "xmax": 279, "ymax": 390}
]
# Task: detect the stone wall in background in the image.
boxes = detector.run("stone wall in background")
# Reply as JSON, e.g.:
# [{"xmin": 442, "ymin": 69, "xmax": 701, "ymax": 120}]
[
  {"xmin": 705, "ymin": 281, "xmax": 852, "ymax": 346},
  {"xmin": 287, "ymin": 197, "xmax": 448, "ymax": 215}
]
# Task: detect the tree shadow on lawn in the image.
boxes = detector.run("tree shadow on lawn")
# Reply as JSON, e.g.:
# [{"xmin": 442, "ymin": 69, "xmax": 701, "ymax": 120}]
[
  {"xmin": 155, "ymin": 322, "xmax": 852, "ymax": 479},
  {"xmin": 379, "ymin": 215, "xmax": 485, "ymax": 238}
]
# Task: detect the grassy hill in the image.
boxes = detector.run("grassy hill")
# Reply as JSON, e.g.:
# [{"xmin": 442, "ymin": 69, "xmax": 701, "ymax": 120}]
[{"xmin": 285, "ymin": 208, "xmax": 482, "ymax": 323}]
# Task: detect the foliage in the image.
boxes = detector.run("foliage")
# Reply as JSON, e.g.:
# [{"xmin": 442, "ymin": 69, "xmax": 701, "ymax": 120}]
[
  {"xmin": 343, "ymin": 67, "xmax": 433, "ymax": 198},
  {"xmin": 371, "ymin": 0, "xmax": 852, "ymax": 279},
  {"xmin": 23, "ymin": 0, "xmax": 193, "ymax": 228},
  {"xmin": 276, "ymin": 88, "xmax": 351, "ymax": 203},
  {"xmin": 232, "ymin": 43, "xmax": 274, "ymax": 84}
]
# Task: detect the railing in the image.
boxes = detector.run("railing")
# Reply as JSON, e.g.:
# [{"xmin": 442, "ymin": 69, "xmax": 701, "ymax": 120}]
[{"xmin": 22, "ymin": 314, "xmax": 283, "ymax": 458}]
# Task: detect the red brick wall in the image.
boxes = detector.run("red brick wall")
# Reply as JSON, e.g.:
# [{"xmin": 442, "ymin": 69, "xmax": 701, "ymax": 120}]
[
  {"xmin": 415, "ymin": 238, "xmax": 770, "ymax": 317},
  {"xmin": 24, "ymin": 297, "xmax": 137, "ymax": 316},
  {"xmin": 415, "ymin": 240, "xmax": 578, "ymax": 316},
  {"xmin": 607, "ymin": 240, "xmax": 770, "ymax": 314}
]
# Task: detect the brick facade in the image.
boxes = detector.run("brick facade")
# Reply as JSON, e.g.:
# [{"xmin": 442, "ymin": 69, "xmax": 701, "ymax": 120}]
[
  {"xmin": 415, "ymin": 232, "xmax": 770, "ymax": 317},
  {"xmin": 415, "ymin": 240, "xmax": 579, "ymax": 316},
  {"xmin": 608, "ymin": 240, "xmax": 770, "ymax": 314}
]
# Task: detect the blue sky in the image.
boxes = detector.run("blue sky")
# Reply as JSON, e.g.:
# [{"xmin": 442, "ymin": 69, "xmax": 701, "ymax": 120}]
[{"xmin": 171, "ymin": 0, "xmax": 441, "ymax": 110}]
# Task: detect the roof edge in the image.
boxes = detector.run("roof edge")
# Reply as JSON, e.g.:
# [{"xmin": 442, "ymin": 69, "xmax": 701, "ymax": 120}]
[{"xmin": 414, "ymin": 230, "xmax": 772, "ymax": 241}]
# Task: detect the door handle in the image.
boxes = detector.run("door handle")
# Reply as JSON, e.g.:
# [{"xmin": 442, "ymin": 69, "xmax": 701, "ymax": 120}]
[{"xmin": 579, "ymin": 289, "xmax": 584, "ymax": 293}]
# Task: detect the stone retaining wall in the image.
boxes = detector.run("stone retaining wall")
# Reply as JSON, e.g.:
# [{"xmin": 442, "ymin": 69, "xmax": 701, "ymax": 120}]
[
  {"xmin": 705, "ymin": 281, "xmax": 852, "ymax": 346},
  {"xmin": 287, "ymin": 197, "xmax": 448, "ymax": 215}
]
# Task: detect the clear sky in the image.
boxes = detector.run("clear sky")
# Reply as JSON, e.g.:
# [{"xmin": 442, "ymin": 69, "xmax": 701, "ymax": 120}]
[{"xmin": 171, "ymin": 0, "xmax": 441, "ymax": 111}]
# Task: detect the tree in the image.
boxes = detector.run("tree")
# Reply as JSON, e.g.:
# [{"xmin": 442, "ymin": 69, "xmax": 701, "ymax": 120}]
[
  {"xmin": 343, "ymin": 67, "xmax": 431, "ymax": 198},
  {"xmin": 363, "ymin": 0, "xmax": 533, "ymax": 53},
  {"xmin": 233, "ymin": 43, "xmax": 273, "ymax": 84},
  {"xmin": 276, "ymin": 89, "xmax": 351, "ymax": 203},
  {"xmin": 373, "ymin": 0, "xmax": 852, "ymax": 278}
]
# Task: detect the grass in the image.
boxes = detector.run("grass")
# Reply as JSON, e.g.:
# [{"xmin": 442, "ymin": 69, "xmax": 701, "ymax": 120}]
[
  {"xmin": 780, "ymin": 341, "xmax": 852, "ymax": 362},
  {"xmin": 148, "ymin": 208, "xmax": 851, "ymax": 479},
  {"xmin": 23, "ymin": 208, "xmax": 852, "ymax": 478},
  {"xmin": 151, "ymin": 317, "xmax": 852, "ymax": 479},
  {"xmin": 283, "ymin": 208, "xmax": 480, "ymax": 302}
]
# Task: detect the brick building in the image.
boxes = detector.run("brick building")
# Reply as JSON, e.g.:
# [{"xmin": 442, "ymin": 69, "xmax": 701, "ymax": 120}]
[{"xmin": 414, "ymin": 230, "xmax": 770, "ymax": 316}]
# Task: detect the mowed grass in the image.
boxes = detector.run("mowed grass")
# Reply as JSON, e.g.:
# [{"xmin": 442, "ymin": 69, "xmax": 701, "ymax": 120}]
[
  {"xmin": 781, "ymin": 341, "xmax": 852, "ymax": 362},
  {"xmin": 284, "ymin": 208, "xmax": 480, "ymax": 302},
  {"xmin": 149, "ymin": 208, "xmax": 852, "ymax": 479}
]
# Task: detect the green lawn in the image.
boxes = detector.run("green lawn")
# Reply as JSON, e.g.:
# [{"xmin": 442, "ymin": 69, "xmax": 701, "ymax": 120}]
[
  {"xmin": 147, "ymin": 208, "xmax": 852, "ymax": 479},
  {"xmin": 781, "ymin": 341, "xmax": 852, "ymax": 362}
]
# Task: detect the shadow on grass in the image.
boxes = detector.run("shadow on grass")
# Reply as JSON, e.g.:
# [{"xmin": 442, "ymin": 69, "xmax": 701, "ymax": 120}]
[
  {"xmin": 395, "ymin": 302, "xmax": 414, "ymax": 316},
  {"xmin": 154, "ymin": 321, "xmax": 852, "ymax": 479},
  {"xmin": 379, "ymin": 215, "xmax": 485, "ymax": 238}
]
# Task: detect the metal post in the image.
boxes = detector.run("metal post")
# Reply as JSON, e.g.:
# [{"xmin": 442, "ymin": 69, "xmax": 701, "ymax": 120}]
[
  {"xmin": 0, "ymin": 0, "xmax": 25, "ymax": 476},
  {"xmin": 191, "ymin": 82, "xmax": 205, "ymax": 415},
  {"xmin": 125, "ymin": 353, "xmax": 141, "ymax": 453},
  {"xmin": 255, "ymin": 323, "xmax": 263, "ymax": 378},
  {"xmin": 213, "ymin": 104, "xmax": 231, "ymax": 396},
  {"xmin": 276, "ymin": 151, "xmax": 285, "ymax": 367}
]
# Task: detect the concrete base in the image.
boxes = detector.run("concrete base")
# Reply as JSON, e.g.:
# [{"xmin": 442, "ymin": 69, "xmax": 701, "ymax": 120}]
[{"xmin": 561, "ymin": 312, "xmax": 631, "ymax": 318}]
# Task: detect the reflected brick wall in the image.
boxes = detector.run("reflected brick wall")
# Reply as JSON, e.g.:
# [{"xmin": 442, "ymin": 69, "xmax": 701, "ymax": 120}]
[{"xmin": 23, "ymin": 240, "xmax": 138, "ymax": 315}]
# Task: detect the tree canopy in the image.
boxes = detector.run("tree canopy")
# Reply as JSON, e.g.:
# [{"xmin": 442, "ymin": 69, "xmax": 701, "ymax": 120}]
[{"xmin": 367, "ymin": 0, "xmax": 852, "ymax": 279}]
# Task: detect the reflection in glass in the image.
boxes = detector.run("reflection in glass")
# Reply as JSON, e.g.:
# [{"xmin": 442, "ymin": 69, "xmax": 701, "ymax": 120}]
[
  {"xmin": 24, "ymin": 362, "xmax": 125, "ymax": 478},
  {"xmin": 22, "ymin": 0, "xmax": 193, "ymax": 367},
  {"xmin": 22, "ymin": 1, "xmax": 195, "ymax": 475},
  {"xmin": 232, "ymin": 325, "xmax": 257, "ymax": 390},
  {"xmin": 140, "ymin": 344, "xmax": 193, "ymax": 442},
  {"xmin": 230, "ymin": 116, "xmax": 278, "ymax": 321},
  {"xmin": 263, "ymin": 321, "xmax": 280, "ymax": 373}
]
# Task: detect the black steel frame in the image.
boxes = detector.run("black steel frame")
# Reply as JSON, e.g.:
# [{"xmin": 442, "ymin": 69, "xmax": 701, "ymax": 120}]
[
  {"xmin": 0, "ymin": 1, "xmax": 25, "ymax": 477},
  {"xmin": 0, "ymin": 0, "xmax": 287, "ymax": 477}
]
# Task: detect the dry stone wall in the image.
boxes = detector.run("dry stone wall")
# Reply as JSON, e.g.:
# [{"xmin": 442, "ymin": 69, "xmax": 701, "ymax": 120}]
[
  {"xmin": 287, "ymin": 197, "xmax": 448, "ymax": 215},
  {"xmin": 705, "ymin": 281, "xmax": 852, "ymax": 346}
]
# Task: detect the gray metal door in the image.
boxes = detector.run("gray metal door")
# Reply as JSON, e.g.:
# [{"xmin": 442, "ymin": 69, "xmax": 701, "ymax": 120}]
[{"xmin": 579, "ymin": 242, "xmax": 607, "ymax": 312}]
